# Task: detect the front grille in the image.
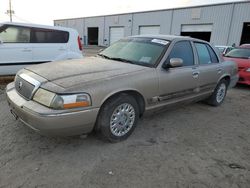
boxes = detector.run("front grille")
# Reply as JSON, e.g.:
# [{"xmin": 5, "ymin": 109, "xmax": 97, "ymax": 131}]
[
  {"xmin": 238, "ymin": 67, "xmax": 245, "ymax": 72},
  {"xmin": 15, "ymin": 76, "xmax": 36, "ymax": 100}
]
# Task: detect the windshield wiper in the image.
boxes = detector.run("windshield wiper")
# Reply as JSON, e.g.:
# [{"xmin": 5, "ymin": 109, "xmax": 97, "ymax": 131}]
[
  {"xmin": 97, "ymin": 54, "xmax": 112, "ymax": 59},
  {"xmin": 98, "ymin": 54, "xmax": 152, "ymax": 67},
  {"xmin": 98, "ymin": 54, "xmax": 136, "ymax": 64},
  {"xmin": 108, "ymin": 57, "xmax": 137, "ymax": 64}
]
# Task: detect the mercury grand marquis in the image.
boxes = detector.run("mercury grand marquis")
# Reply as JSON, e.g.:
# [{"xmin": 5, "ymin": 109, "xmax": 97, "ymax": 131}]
[{"xmin": 6, "ymin": 35, "xmax": 239, "ymax": 142}]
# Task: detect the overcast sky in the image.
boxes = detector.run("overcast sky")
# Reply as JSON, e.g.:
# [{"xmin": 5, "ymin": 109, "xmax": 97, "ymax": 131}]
[{"xmin": 0, "ymin": 0, "xmax": 244, "ymax": 25}]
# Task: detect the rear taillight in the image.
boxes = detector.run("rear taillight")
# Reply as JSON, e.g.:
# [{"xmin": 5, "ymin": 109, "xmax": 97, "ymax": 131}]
[{"xmin": 78, "ymin": 36, "xmax": 83, "ymax": 51}]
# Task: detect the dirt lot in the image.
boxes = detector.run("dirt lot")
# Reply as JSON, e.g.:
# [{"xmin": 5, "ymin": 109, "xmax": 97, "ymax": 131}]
[{"xmin": 0, "ymin": 49, "xmax": 250, "ymax": 187}]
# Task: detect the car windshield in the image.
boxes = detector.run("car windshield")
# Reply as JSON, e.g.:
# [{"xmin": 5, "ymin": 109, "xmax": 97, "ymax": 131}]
[
  {"xmin": 98, "ymin": 37, "xmax": 169, "ymax": 67},
  {"xmin": 224, "ymin": 48, "xmax": 250, "ymax": 59}
]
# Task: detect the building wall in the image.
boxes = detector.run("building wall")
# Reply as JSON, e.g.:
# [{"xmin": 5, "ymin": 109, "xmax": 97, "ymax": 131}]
[
  {"xmin": 170, "ymin": 4, "xmax": 234, "ymax": 45},
  {"xmin": 67, "ymin": 18, "xmax": 84, "ymax": 38},
  {"xmin": 104, "ymin": 14, "xmax": 133, "ymax": 46},
  {"xmin": 54, "ymin": 1, "xmax": 250, "ymax": 46},
  {"xmin": 54, "ymin": 20, "xmax": 66, "ymax": 26},
  {"xmin": 132, "ymin": 10, "xmax": 173, "ymax": 35},
  {"xmin": 228, "ymin": 2, "xmax": 250, "ymax": 45},
  {"xmin": 84, "ymin": 17, "xmax": 105, "ymax": 46}
]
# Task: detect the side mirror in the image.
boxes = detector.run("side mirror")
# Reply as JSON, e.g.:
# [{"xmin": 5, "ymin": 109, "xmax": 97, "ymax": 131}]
[{"xmin": 163, "ymin": 58, "xmax": 183, "ymax": 69}]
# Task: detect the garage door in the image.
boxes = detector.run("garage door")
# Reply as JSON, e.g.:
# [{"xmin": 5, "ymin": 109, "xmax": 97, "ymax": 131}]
[
  {"xmin": 181, "ymin": 24, "xmax": 213, "ymax": 32},
  {"xmin": 139, "ymin": 26, "xmax": 160, "ymax": 35},
  {"xmin": 181, "ymin": 24, "xmax": 213, "ymax": 42},
  {"xmin": 109, "ymin": 27, "xmax": 125, "ymax": 45}
]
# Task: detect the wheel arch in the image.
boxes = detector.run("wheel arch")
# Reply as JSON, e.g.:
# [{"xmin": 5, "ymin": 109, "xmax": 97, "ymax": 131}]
[
  {"xmin": 218, "ymin": 74, "xmax": 231, "ymax": 86},
  {"xmin": 100, "ymin": 89, "xmax": 146, "ymax": 117},
  {"xmin": 94, "ymin": 89, "xmax": 146, "ymax": 132}
]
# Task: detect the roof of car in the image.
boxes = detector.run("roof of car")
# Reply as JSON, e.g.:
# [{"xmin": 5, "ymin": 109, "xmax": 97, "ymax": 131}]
[
  {"xmin": 1, "ymin": 22, "xmax": 76, "ymax": 32},
  {"xmin": 215, "ymin": 45, "xmax": 232, "ymax": 48},
  {"xmin": 128, "ymin": 34, "xmax": 207, "ymax": 42},
  {"xmin": 239, "ymin": 44, "xmax": 250, "ymax": 49}
]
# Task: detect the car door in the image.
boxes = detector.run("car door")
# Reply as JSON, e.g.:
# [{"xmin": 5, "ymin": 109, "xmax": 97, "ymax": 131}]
[
  {"xmin": 31, "ymin": 28, "xmax": 69, "ymax": 62},
  {"xmin": 193, "ymin": 42, "xmax": 222, "ymax": 93},
  {"xmin": 0, "ymin": 25, "xmax": 33, "ymax": 65},
  {"xmin": 157, "ymin": 40, "xmax": 200, "ymax": 104}
]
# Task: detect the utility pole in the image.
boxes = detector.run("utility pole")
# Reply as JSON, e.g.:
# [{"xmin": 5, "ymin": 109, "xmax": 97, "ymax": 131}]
[{"xmin": 6, "ymin": 0, "xmax": 14, "ymax": 22}]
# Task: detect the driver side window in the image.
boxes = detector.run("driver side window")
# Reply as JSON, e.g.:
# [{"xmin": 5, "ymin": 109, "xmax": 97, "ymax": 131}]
[{"xmin": 167, "ymin": 41, "xmax": 194, "ymax": 67}]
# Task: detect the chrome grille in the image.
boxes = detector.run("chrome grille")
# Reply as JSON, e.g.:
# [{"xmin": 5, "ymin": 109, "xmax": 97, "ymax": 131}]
[{"xmin": 15, "ymin": 74, "xmax": 40, "ymax": 100}]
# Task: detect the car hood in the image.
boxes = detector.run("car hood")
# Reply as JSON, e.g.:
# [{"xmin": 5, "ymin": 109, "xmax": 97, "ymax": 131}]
[
  {"xmin": 223, "ymin": 57, "xmax": 250, "ymax": 68},
  {"xmin": 25, "ymin": 56, "xmax": 148, "ymax": 88}
]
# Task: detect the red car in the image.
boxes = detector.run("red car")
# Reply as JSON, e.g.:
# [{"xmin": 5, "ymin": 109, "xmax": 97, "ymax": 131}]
[{"xmin": 223, "ymin": 47, "xmax": 250, "ymax": 85}]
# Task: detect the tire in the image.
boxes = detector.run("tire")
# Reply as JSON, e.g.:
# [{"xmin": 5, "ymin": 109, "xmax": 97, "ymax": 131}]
[
  {"xmin": 206, "ymin": 79, "xmax": 228, "ymax": 106},
  {"xmin": 96, "ymin": 94, "xmax": 139, "ymax": 142}
]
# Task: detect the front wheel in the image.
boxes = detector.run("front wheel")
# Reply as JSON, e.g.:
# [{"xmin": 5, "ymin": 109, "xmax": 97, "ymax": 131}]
[
  {"xmin": 206, "ymin": 79, "xmax": 228, "ymax": 106},
  {"xmin": 96, "ymin": 94, "xmax": 139, "ymax": 142}
]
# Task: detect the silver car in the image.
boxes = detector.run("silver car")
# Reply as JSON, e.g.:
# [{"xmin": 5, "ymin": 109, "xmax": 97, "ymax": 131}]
[{"xmin": 6, "ymin": 35, "xmax": 238, "ymax": 142}]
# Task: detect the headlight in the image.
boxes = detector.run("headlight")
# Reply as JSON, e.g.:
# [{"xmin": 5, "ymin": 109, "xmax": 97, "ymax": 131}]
[
  {"xmin": 33, "ymin": 88, "xmax": 91, "ymax": 109},
  {"xmin": 33, "ymin": 88, "xmax": 56, "ymax": 107},
  {"xmin": 246, "ymin": 68, "xmax": 250, "ymax": 72}
]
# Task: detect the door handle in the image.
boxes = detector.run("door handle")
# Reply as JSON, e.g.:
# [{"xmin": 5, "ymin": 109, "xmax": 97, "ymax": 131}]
[{"xmin": 192, "ymin": 71, "xmax": 200, "ymax": 78}]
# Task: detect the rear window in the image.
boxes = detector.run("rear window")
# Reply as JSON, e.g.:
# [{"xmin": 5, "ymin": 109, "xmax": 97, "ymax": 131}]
[
  {"xmin": 194, "ymin": 43, "xmax": 212, "ymax": 64},
  {"xmin": 206, "ymin": 44, "xmax": 219, "ymax": 63},
  {"xmin": 31, "ymin": 29, "xmax": 69, "ymax": 43}
]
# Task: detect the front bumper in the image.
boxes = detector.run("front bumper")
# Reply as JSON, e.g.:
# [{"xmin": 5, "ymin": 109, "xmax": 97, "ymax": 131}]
[
  {"xmin": 238, "ymin": 71, "xmax": 250, "ymax": 85},
  {"xmin": 6, "ymin": 82, "xmax": 99, "ymax": 136}
]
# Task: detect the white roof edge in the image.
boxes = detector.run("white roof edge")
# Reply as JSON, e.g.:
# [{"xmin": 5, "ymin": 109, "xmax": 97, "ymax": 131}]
[{"xmin": 0, "ymin": 21, "xmax": 76, "ymax": 32}]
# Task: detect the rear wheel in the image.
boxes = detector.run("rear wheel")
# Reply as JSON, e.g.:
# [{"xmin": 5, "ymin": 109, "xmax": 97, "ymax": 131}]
[
  {"xmin": 207, "ymin": 79, "xmax": 228, "ymax": 106},
  {"xmin": 96, "ymin": 94, "xmax": 139, "ymax": 142}
]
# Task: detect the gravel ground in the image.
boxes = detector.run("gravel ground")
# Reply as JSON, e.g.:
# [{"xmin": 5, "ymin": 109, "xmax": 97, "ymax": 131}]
[
  {"xmin": 0, "ymin": 84, "xmax": 250, "ymax": 188},
  {"xmin": 83, "ymin": 46, "xmax": 105, "ymax": 57},
  {"xmin": 0, "ymin": 48, "xmax": 249, "ymax": 187}
]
